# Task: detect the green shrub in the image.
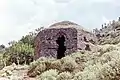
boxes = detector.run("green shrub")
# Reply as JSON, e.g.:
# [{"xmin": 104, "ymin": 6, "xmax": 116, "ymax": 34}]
[
  {"xmin": 2, "ymin": 42, "xmax": 34, "ymax": 65},
  {"xmin": 73, "ymin": 48, "xmax": 120, "ymax": 80},
  {"xmin": 61, "ymin": 56, "xmax": 78, "ymax": 72},
  {"xmin": 0, "ymin": 54, "xmax": 4, "ymax": 70},
  {"xmin": 49, "ymin": 60, "xmax": 62, "ymax": 70},
  {"xmin": 28, "ymin": 57, "xmax": 56, "ymax": 77},
  {"xmin": 27, "ymin": 42, "xmax": 120, "ymax": 79},
  {"xmin": 37, "ymin": 69, "xmax": 59, "ymax": 80},
  {"xmin": 57, "ymin": 72, "xmax": 72, "ymax": 80}
]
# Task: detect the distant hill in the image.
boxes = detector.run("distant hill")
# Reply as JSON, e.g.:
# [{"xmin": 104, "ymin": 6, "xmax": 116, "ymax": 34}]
[{"xmin": 93, "ymin": 18, "xmax": 120, "ymax": 45}]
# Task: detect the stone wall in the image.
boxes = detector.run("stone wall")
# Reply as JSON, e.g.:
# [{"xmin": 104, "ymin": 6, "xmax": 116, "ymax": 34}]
[
  {"xmin": 35, "ymin": 28, "xmax": 77, "ymax": 59},
  {"xmin": 77, "ymin": 30, "xmax": 97, "ymax": 51},
  {"xmin": 35, "ymin": 21, "xmax": 98, "ymax": 59}
]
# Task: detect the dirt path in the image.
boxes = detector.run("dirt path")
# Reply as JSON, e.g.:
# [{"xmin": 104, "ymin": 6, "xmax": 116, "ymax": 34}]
[
  {"xmin": 12, "ymin": 69, "xmax": 36, "ymax": 80},
  {"xmin": 0, "ymin": 65, "xmax": 37, "ymax": 80}
]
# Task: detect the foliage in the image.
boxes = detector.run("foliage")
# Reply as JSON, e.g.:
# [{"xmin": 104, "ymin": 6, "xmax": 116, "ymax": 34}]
[
  {"xmin": 99, "ymin": 36, "xmax": 120, "ymax": 45},
  {"xmin": 49, "ymin": 60, "xmax": 62, "ymax": 71},
  {"xmin": 98, "ymin": 20, "xmax": 120, "ymax": 45},
  {"xmin": 57, "ymin": 72, "xmax": 73, "ymax": 80},
  {"xmin": 0, "ymin": 54, "xmax": 4, "ymax": 70},
  {"xmin": 2, "ymin": 21, "xmax": 120, "ymax": 80},
  {"xmin": 3, "ymin": 41, "xmax": 34, "ymax": 65},
  {"xmin": 20, "ymin": 35, "xmax": 34, "ymax": 47},
  {"xmin": 60, "ymin": 56, "xmax": 78, "ymax": 72},
  {"xmin": 27, "ymin": 43, "xmax": 120, "ymax": 80},
  {"xmin": 28, "ymin": 57, "xmax": 56, "ymax": 77},
  {"xmin": 37, "ymin": 69, "xmax": 59, "ymax": 80},
  {"xmin": 0, "ymin": 27, "xmax": 45, "ymax": 67},
  {"xmin": 20, "ymin": 27, "xmax": 44, "ymax": 47}
]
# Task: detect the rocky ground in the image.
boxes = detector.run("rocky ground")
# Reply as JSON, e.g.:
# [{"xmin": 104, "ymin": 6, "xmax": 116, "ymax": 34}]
[{"xmin": 0, "ymin": 63, "xmax": 36, "ymax": 80}]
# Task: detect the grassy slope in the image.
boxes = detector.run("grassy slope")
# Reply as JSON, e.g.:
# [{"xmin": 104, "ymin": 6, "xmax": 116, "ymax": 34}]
[
  {"xmin": 1, "ymin": 43, "xmax": 120, "ymax": 80},
  {"xmin": 26, "ymin": 43, "xmax": 120, "ymax": 80},
  {"xmin": 1, "ymin": 20, "xmax": 120, "ymax": 80}
]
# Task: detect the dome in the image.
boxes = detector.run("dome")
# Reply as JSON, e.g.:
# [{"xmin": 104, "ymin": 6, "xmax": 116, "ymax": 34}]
[
  {"xmin": 50, "ymin": 21, "xmax": 79, "ymax": 27},
  {"xmin": 49, "ymin": 21, "xmax": 84, "ymax": 30}
]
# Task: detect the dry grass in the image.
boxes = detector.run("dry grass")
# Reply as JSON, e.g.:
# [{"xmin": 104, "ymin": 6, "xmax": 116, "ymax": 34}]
[{"xmin": 27, "ymin": 43, "xmax": 120, "ymax": 80}]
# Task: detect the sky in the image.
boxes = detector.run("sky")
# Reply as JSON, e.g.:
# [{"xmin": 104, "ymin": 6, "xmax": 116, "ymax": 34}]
[{"xmin": 0, "ymin": 0, "xmax": 120, "ymax": 46}]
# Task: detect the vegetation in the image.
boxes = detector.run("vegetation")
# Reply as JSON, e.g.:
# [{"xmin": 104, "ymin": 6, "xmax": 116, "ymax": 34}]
[
  {"xmin": 0, "ymin": 27, "xmax": 44, "ymax": 68},
  {"xmin": 1, "ymin": 19, "xmax": 120, "ymax": 80},
  {"xmin": 0, "ymin": 54, "xmax": 4, "ymax": 70},
  {"xmin": 27, "ymin": 43, "xmax": 120, "ymax": 80},
  {"xmin": 7, "ymin": 41, "xmax": 34, "ymax": 65}
]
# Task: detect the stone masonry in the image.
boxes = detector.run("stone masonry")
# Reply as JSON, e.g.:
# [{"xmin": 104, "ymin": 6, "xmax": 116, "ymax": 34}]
[{"xmin": 35, "ymin": 21, "xmax": 97, "ymax": 59}]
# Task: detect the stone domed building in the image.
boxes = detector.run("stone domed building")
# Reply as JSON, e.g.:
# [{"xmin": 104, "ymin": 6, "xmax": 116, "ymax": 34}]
[{"xmin": 35, "ymin": 21, "xmax": 97, "ymax": 59}]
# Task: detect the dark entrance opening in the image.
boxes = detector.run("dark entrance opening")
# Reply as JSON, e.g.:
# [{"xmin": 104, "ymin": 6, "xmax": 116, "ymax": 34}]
[
  {"xmin": 85, "ymin": 44, "xmax": 91, "ymax": 51},
  {"xmin": 56, "ymin": 35, "xmax": 66, "ymax": 59}
]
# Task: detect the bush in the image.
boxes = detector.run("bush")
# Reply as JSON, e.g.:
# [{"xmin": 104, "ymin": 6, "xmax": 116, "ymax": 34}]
[
  {"xmin": 0, "ymin": 54, "xmax": 4, "ymax": 70},
  {"xmin": 49, "ymin": 60, "xmax": 62, "ymax": 70},
  {"xmin": 27, "ymin": 43, "xmax": 120, "ymax": 79},
  {"xmin": 73, "ymin": 48, "xmax": 120, "ymax": 80},
  {"xmin": 60, "ymin": 56, "xmax": 78, "ymax": 72},
  {"xmin": 28, "ymin": 57, "xmax": 56, "ymax": 77},
  {"xmin": 2, "ymin": 42, "xmax": 34, "ymax": 65},
  {"xmin": 57, "ymin": 72, "xmax": 73, "ymax": 80},
  {"xmin": 37, "ymin": 69, "xmax": 59, "ymax": 80}
]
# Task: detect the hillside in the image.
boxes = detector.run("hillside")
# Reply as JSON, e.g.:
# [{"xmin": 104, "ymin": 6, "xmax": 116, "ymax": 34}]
[
  {"xmin": 94, "ymin": 19, "xmax": 120, "ymax": 45},
  {"xmin": 1, "ymin": 43, "xmax": 120, "ymax": 80},
  {"xmin": 1, "ymin": 19, "xmax": 120, "ymax": 80},
  {"xmin": 27, "ymin": 43, "xmax": 120, "ymax": 80}
]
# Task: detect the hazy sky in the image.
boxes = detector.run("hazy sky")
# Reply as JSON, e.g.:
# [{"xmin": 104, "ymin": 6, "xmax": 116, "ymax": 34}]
[{"xmin": 0, "ymin": 0, "xmax": 120, "ymax": 46}]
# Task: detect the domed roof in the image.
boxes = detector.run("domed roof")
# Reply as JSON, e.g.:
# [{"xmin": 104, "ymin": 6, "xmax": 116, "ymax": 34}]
[
  {"xmin": 50, "ymin": 21, "xmax": 79, "ymax": 27},
  {"xmin": 49, "ymin": 21, "xmax": 84, "ymax": 30}
]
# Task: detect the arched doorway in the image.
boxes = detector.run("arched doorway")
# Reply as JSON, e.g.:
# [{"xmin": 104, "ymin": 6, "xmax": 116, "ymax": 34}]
[{"xmin": 56, "ymin": 35, "xmax": 66, "ymax": 59}]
